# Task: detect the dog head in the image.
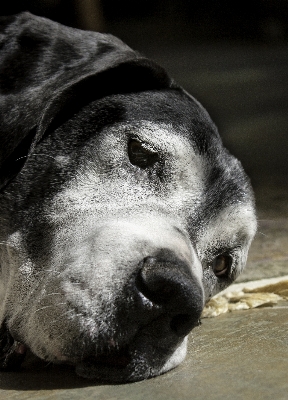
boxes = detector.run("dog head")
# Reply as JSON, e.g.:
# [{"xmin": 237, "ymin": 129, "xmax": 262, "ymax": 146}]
[{"xmin": 0, "ymin": 13, "xmax": 256, "ymax": 382}]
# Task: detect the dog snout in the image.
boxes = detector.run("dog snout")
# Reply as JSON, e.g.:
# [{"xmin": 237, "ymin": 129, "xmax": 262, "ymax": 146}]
[{"xmin": 135, "ymin": 251, "xmax": 203, "ymax": 337}]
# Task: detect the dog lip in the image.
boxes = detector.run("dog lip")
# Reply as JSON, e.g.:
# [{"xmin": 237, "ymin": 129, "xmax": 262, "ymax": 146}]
[
  {"xmin": 81, "ymin": 346, "xmax": 132, "ymax": 370},
  {"xmin": 74, "ymin": 323, "xmax": 184, "ymax": 381},
  {"xmin": 74, "ymin": 347, "xmax": 135, "ymax": 381},
  {"xmin": 0, "ymin": 340, "xmax": 28, "ymax": 371}
]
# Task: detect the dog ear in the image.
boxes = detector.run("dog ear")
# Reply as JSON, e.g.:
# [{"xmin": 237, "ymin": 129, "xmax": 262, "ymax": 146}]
[{"xmin": 0, "ymin": 12, "xmax": 174, "ymax": 191}]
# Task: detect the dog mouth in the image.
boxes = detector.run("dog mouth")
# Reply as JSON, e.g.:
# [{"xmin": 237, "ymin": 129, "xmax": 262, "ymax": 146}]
[
  {"xmin": 73, "ymin": 325, "xmax": 185, "ymax": 382},
  {"xmin": 0, "ymin": 321, "xmax": 186, "ymax": 382},
  {"xmin": 73, "ymin": 333, "xmax": 186, "ymax": 383},
  {"xmin": 74, "ymin": 344, "xmax": 142, "ymax": 382}
]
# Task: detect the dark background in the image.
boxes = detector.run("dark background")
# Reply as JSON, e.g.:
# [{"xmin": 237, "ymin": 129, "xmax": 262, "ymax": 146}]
[
  {"xmin": 1, "ymin": 0, "xmax": 288, "ymax": 210},
  {"xmin": 2, "ymin": 0, "xmax": 288, "ymax": 43}
]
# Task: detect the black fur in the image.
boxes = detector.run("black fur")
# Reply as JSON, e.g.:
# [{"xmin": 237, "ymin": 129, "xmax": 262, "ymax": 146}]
[{"xmin": 0, "ymin": 12, "xmax": 173, "ymax": 190}]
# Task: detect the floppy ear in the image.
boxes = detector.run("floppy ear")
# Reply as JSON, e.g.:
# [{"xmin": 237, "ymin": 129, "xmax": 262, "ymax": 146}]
[{"xmin": 0, "ymin": 12, "xmax": 173, "ymax": 191}]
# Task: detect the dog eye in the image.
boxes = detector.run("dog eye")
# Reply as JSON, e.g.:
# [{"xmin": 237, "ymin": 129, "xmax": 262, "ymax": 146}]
[
  {"xmin": 211, "ymin": 254, "xmax": 232, "ymax": 278},
  {"xmin": 128, "ymin": 140, "xmax": 158, "ymax": 169}
]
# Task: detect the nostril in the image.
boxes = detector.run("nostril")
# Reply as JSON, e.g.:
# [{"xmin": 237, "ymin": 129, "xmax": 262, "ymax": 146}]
[
  {"xmin": 170, "ymin": 314, "xmax": 199, "ymax": 336},
  {"xmin": 136, "ymin": 257, "xmax": 174, "ymax": 304}
]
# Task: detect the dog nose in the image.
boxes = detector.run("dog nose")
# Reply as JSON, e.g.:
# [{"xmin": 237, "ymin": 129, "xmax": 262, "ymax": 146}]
[{"xmin": 136, "ymin": 253, "xmax": 203, "ymax": 337}]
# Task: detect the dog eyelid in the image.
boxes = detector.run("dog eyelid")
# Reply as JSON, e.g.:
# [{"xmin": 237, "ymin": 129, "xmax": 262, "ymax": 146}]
[{"xmin": 128, "ymin": 139, "xmax": 159, "ymax": 169}]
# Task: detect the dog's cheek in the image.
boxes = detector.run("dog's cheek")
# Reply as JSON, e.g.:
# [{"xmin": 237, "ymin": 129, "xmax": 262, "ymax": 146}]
[
  {"xmin": 202, "ymin": 269, "xmax": 219, "ymax": 301},
  {"xmin": 20, "ymin": 272, "xmax": 124, "ymax": 362}
]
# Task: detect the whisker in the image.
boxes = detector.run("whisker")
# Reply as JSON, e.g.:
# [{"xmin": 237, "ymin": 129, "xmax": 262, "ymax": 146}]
[
  {"xmin": 49, "ymin": 309, "xmax": 75, "ymax": 326},
  {"xmin": 0, "ymin": 241, "xmax": 15, "ymax": 248},
  {"xmin": 30, "ymin": 153, "xmax": 57, "ymax": 160},
  {"xmin": 43, "ymin": 269, "xmax": 61, "ymax": 275},
  {"xmin": 257, "ymin": 231, "xmax": 268, "ymax": 237},
  {"xmin": 35, "ymin": 305, "xmax": 55, "ymax": 313},
  {"xmin": 44, "ymin": 361, "xmax": 54, "ymax": 368},
  {"xmin": 15, "ymin": 156, "xmax": 28, "ymax": 162}
]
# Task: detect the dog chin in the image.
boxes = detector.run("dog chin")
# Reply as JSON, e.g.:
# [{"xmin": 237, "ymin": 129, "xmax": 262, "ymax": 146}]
[{"xmin": 74, "ymin": 337, "xmax": 188, "ymax": 383}]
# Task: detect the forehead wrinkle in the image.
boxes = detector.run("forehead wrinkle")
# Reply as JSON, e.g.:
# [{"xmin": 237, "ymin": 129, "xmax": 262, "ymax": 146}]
[
  {"xmin": 196, "ymin": 202, "xmax": 256, "ymax": 247},
  {"xmin": 125, "ymin": 120, "xmax": 206, "ymax": 211},
  {"xmin": 113, "ymin": 90, "xmax": 221, "ymax": 157},
  {"xmin": 121, "ymin": 121, "xmax": 189, "ymax": 151}
]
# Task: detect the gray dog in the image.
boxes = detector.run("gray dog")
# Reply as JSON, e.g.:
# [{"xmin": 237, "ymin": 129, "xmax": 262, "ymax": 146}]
[{"xmin": 0, "ymin": 12, "xmax": 256, "ymax": 382}]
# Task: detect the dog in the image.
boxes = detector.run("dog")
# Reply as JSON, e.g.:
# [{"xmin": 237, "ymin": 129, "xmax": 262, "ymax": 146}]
[{"xmin": 0, "ymin": 12, "xmax": 256, "ymax": 382}]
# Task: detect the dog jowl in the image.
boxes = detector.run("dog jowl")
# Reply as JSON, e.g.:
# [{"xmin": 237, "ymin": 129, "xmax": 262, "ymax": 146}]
[{"xmin": 0, "ymin": 13, "xmax": 256, "ymax": 382}]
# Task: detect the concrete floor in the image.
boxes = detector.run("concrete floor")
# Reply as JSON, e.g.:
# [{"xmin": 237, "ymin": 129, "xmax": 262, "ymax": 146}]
[
  {"xmin": 237, "ymin": 186, "xmax": 288, "ymax": 283},
  {"xmin": 1, "ymin": 42, "xmax": 288, "ymax": 398},
  {"xmin": 1, "ymin": 305, "xmax": 288, "ymax": 400}
]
